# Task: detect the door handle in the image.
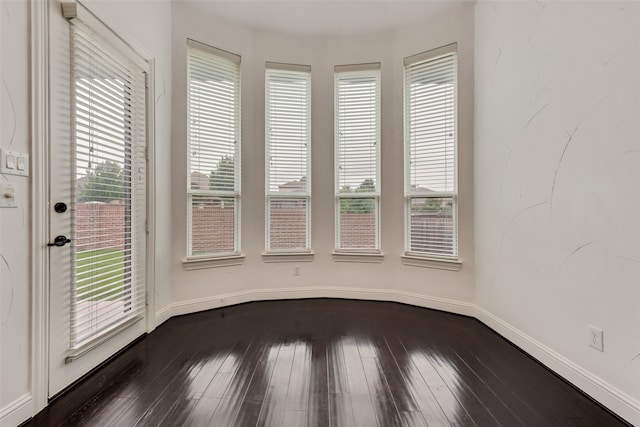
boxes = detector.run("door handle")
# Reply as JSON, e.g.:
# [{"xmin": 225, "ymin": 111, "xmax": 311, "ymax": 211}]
[{"xmin": 48, "ymin": 235, "xmax": 72, "ymax": 247}]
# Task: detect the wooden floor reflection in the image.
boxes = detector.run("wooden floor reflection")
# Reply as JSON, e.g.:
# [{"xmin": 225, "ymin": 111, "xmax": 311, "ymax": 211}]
[{"xmin": 27, "ymin": 299, "xmax": 628, "ymax": 426}]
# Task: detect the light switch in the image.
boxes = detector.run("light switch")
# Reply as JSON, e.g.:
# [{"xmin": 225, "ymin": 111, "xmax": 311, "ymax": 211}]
[
  {"xmin": 6, "ymin": 154, "xmax": 15, "ymax": 169},
  {"xmin": 0, "ymin": 183, "xmax": 17, "ymax": 208},
  {"xmin": 1, "ymin": 149, "xmax": 29, "ymax": 176}
]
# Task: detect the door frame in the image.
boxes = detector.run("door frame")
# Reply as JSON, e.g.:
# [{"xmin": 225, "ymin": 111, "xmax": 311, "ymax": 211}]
[{"xmin": 30, "ymin": 0, "xmax": 157, "ymax": 415}]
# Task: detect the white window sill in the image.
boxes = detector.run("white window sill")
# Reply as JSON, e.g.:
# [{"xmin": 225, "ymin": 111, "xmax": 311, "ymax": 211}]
[
  {"xmin": 182, "ymin": 254, "xmax": 245, "ymax": 270},
  {"xmin": 332, "ymin": 251, "xmax": 384, "ymax": 263},
  {"xmin": 401, "ymin": 254, "xmax": 462, "ymax": 271},
  {"xmin": 262, "ymin": 252, "xmax": 315, "ymax": 263}
]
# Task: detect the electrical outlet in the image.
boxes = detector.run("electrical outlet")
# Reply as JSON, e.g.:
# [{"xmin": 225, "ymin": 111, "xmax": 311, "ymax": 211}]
[
  {"xmin": 293, "ymin": 265, "xmax": 300, "ymax": 276},
  {"xmin": 588, "ymin": 325, "xmax": 604, "ymax": 352}
]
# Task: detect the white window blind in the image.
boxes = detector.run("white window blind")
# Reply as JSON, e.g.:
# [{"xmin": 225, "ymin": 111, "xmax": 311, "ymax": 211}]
[
  {"xmin": 187, "ymin": 40, "xmax": 241, "ymax": 257},
  {"xmin": 335, "ymin": 65, "xmax": 380, "ymax": 251},
  {"xmin": 70, "ymin": 19, "xmax": 147, "ymax": 348},
  {"xmin": 265, "ymin": 64, "xmax": 311, "ymax": 252},
  {"xmin": 404, "ymin": 46, "xmax": 458, "ymax": 258}
]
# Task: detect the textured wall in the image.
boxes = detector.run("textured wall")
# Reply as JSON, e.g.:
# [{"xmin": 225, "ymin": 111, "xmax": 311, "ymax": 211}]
[
  {"xmin": 474, "ymin": 1, "xmax": 640, "ymax": 420},
  {"xmin": 0, "ymin": 0, "xmax": 31, "ymax": 416}
]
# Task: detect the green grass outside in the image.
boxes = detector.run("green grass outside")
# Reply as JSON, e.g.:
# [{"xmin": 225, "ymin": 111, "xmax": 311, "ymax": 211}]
[{"xmin": 76, "ymin": 249, "xmax": 126, "ymax": 301}]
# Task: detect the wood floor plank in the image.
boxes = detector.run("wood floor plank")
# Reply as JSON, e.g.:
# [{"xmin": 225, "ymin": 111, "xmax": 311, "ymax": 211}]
[
  {"xmin": 340, "ymin": 336, "xmax": 379, "ymax": 427},
  {"xmin": 445, "ymin": 335, "xmax": 546, "ymax": 425},
  {"xmin": 370, "ymin": 335, "xmax": 420, "ymax": 414},
  {"xmin": 417, "ymin": 345, "xmax": 499, "ymax": 427},
  {"xmin": 400, "ymin": 410, "xmax": 430, "ymax": 427},
  {"xmin": 328, "ymin": 392, "xmax": 356, "ymax": 427},
  {"xmin": 384, "ymin": 335, "xmax": 459, "ymax": 427},
  {"xmin": 284, "ymin": 340, "xmax": 311, "ymax": 412},
  {"xmin": 183, "ymin": 396, "xmax": 222, "ymax": 427},
  {"xmin": 361, "ymin": 355, "xmax": 402, "ymax": 426},
  {"xmin": 24, "ymin": 299, "xmax": 630, "ymax": 427},
  {"xmin": 282, "ymin": 409, "xmax": 308, "ymax": 427},
  {"xmin": 307, "ymin": 338, "xmax": 330, "ymax": 427},
  {"xmin": 256, "ymin": 341, "xmax": 296, "ymax": 426},
  {"xmin": 234, "ymin": 351, "xmax": 278, "ymax": 427},
  {"xmin": 328, "ymin": 337, "xmax": 350, "ymax": 394}
]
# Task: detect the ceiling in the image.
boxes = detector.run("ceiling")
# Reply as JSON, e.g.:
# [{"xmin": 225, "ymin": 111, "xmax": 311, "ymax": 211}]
[{"xmin": 185, "ymin": 1, "xmax": 471, "ymax": 36}]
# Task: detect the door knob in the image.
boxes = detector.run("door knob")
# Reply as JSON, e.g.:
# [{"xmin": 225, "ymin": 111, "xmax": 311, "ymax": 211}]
[
  {"xmin": 48, "ymin": 235, "xmax": 72, "ymax": 247},
  {"xmin": 54, "ymin": 202, "xmax": 68, "ymax": 213}
]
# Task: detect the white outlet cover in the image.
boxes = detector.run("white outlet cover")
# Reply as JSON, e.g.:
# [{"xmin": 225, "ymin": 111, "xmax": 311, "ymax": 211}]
[{"xmin": 588, "ymin": 325, "xmax": 604, "ymax": 352}]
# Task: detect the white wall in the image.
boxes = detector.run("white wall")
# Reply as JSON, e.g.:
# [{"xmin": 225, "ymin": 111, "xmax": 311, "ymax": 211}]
[
  {"xmin": 0, "ymin": 0, "xmax": 32, "ymax": 422},
  {"xmin": 169, "ymin": 2, "xmax": 476, "ymax": 313},
  {"xmin": 474, "ymin": 1, "xmax": 640, "ymax": 423}
]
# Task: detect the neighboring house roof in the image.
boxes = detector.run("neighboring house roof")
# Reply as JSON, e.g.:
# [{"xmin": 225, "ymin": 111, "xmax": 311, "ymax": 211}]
[
  {"xmin": 278, "ymin": 176, "xmax": 307, "ymax": 192},
  {"xmin": 411, "ymin": 185, "xmax": 434, "ymax": 193},
  {"xmin": 191, "ymin": 171, "xmax": 209, "ymax": 189}
]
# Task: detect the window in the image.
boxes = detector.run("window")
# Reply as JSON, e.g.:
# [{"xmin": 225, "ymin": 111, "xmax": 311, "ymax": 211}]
[
  {"xmin": 265, "ymin": 63, "xmax": 312, "ymax": 252},
  {"xmin": 186, "ymin": 40, "xmax": 241, "ymax": 258},
  {"xmin": 68, "ymin": 17, "xmax": 148, "ymax": 350},
  {"xmin": 404, "ymin": 44, "xmax": 458, "ymax": 258},
  {"xmin": 334, "ymin": 64, "xmax": 381, "ymax": 252}
]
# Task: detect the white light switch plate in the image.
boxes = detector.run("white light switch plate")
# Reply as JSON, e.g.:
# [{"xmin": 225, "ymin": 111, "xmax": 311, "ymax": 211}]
[{"xmin": 1, "ymin": 149, "xmax": 29, "ymax": 176}]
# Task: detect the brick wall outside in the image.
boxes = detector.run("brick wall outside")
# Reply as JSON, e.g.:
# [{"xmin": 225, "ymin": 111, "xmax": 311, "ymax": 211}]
[
  {"xmin": 75, "ymin": 204, "xmax": 454, "ymax": 255},
  {"xmin": 339, "ymin": 213, "xmax": 376, "ymax": 249},
  {"xmin": 268, "ymin": 206, "xmax": 307, "ymax": 250},
  {"xmin": 75, "ymin": 203, "xmax": 126, "ymax": 251},
  {"xmin": 191, "ymin": 205, "xmax": 236, "ymax": 254}
]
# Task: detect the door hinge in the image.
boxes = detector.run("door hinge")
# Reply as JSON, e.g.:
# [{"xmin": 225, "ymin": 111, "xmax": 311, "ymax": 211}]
[
  {"xmin": 145, "ymin": 290, "xmax": 149, "ymax": 305},
  {"xmin": 145, "ymin": 146, "xmax": 149, "ymax": 160},
  {"xmin": 144, "ymin": 72, "xmax": 149, "ymax": 89},
  {"xmin": 145, "ymin": 219, "xmax": 149, "ymax": 233}
]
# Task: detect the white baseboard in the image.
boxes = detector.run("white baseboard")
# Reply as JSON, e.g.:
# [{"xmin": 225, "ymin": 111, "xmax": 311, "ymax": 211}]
[
  {"xmin": 154, "ymin": 304, "xmax": 172, "ymax": 328},
  {"xmin": 170, "ymin": 286, "xmax": 476, "ymax": 318},
  {"xmin": 0, "ymin": 394, "xmax": 33, "ymax": 427},
  {"xmin": 475, "ymin": 306, "xmax": 640, "ymax": 426}
]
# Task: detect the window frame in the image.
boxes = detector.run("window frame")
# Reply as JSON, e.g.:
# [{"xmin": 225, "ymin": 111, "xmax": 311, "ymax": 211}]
[
  {"xmin": 403, "ymin": 43, "xmax": 459, "ymax": 261},
  {"xmin": 264, "ymin": 62, "xmax": 312, "ymax": 254},
  {"xmin": 334, "ymin": 64, "xmax": 382, "ymax": 254},
  {"xmin": 185, "ymin": 39, "xmax": 242, "ymax": 260}
]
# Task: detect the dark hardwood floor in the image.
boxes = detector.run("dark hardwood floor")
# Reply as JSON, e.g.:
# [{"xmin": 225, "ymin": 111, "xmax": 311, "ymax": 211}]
[{"xmin": 26, "ymin": 299, "xmax": 628, "ymax": 426}]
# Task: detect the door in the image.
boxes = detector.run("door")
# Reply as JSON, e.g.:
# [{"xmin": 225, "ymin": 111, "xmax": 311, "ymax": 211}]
[{"xmin": 48, "ymin": 3, "xmax": 149, "ymax": 397}]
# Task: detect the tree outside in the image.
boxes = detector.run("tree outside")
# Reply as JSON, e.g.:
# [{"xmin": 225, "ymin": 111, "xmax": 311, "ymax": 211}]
[
  {"xmin": 80, "ymin": 160, "xmax": 125, "ymax": 202},
  {"xmin": 209, "ymin": 155, "xmax": 235, "ymax": 191},
  {"xmin": 340, "ymin": 178, "xmax": 375, "ymax": 214}
]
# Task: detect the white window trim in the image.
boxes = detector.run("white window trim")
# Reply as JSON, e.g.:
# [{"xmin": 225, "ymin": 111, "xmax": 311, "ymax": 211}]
[
  {"xmin": 334, "ymin": 65, "xmax": 381, "ymax": 254},
  {"xmin": 185, "ymin": 41, "xmax": 242, "ymax": 261},
  {"xmin": 403, "ymin": 44, "xmax": 460, "ymax": 265},
  {"xmin": 332, "ymin": 251, "xmax": 384, "ymax": 263},
  {"xmin": 400, "ymin": 254, "xmax": 462, "ymax": 271},
  {"xmin": 261, "ymin": 252, "xmax": 315, "ymax": 263},
  {"xmin": 182, "ymin": 253, "xmax": 245, "ymax": 270},
  {"xmin": 264, "ymin": 64, "xmax": 312, "ymax": 256}
]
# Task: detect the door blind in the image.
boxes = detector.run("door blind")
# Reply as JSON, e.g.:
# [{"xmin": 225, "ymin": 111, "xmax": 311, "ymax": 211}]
[
  {"xmin": 187, "ymin": 41, "xmax": 241, "ymax": 256},
  {"xmin": 265, "ymin": 65, "xmax": 311, "ymax": 251},
  {"xmin": 335, "ymin": 66, "xmax": 380, "ymax": 251},
  {"xmin": 405, "ymin": 49, "xmax": 457, "ymax": 257},
  {"xmin": 70, "ymin": 19, "xmax": 147, "ymax": 348}
]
